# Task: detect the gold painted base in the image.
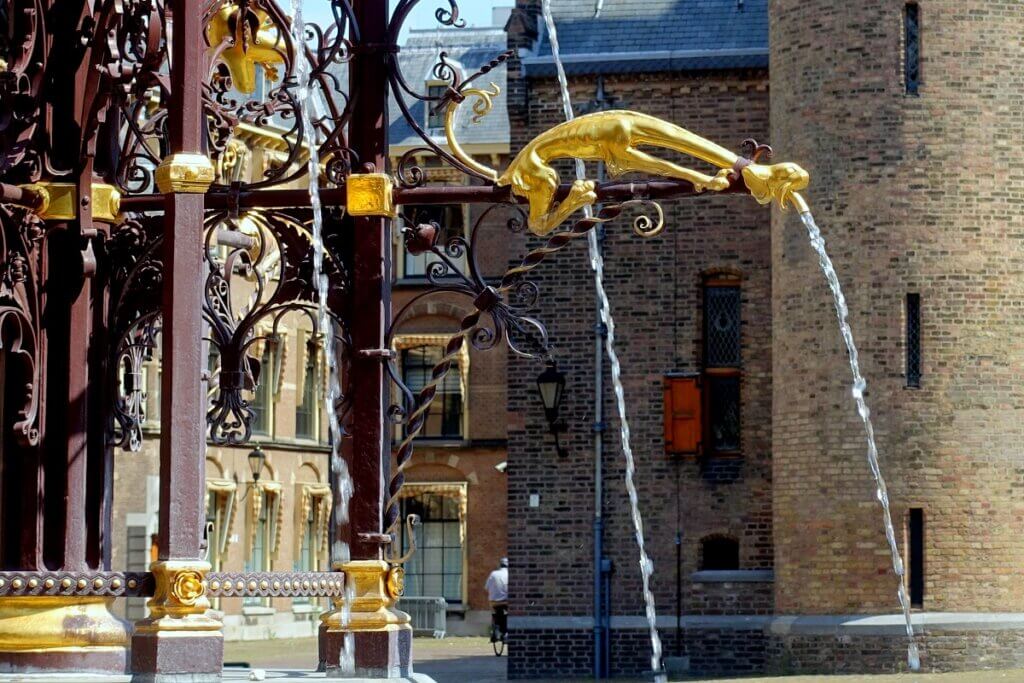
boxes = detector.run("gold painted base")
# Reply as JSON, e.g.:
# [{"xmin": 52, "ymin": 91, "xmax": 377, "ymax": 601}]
[
  {"xmin": 321, "ymin": 560, "xmax": 411, "ymax": 633},
  {"xmin": 0, "ymin": 596, "xmax": 129, "ymax": 674}
]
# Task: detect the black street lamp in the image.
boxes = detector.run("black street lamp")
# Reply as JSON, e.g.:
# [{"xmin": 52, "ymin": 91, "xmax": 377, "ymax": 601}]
[
  {"xmin": 238, "ymin": 444, "xmax": 267, "ymax": 501},
  {"xmin": 536, "ymin": 362, "xmax": 568, "ymax": 457},
  {"xmin": 248, "ymin": 444, "xmax": 266, "ymax": 483}
]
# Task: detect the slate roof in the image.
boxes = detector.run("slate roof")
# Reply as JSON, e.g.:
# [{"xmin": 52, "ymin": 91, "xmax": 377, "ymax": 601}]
[
  {"xmin": 523, "ymin": 0, "xmax": 768, "ymax": 77},
  {"xmin": 388, "ymin": 27, "xmax": 510, "ymax": 149}
]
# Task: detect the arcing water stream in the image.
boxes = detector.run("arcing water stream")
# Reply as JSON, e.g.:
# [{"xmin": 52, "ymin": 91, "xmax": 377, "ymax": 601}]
[
  {"xmin": 541, "ymin": 2, "xmax": 919, "ymax": 675},
  {"xmin": 289, "ymin": 3, "xmax": 355, "ymax": 672},
  {"xmin": 541, "ymin": 2, "xmax": 667, "ymax": 679},
  {"xmin": 799, "ymin": 211, "xmax": 920, "ymax": 671}
]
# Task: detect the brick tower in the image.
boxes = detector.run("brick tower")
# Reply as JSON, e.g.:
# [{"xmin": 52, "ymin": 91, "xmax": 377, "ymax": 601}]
[{"xmin": 770, "ymin": 0, "xmax": 1024, "ymax": 668}]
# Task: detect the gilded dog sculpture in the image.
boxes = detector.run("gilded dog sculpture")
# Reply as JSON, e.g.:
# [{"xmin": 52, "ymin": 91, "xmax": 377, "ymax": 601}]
[{"xmin": 445, "ymin": 84, "xmax": 810, "ymax": 234}]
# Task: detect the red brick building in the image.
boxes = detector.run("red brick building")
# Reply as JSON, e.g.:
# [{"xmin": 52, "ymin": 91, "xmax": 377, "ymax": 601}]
[{"xmin": 503, "ymin": 0, "xmax": 1024, "ymax": 678}]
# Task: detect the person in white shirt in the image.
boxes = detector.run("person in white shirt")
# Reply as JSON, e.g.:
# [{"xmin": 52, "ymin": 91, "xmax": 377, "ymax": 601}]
[
  {"xmin": 485, "ymin": 557, "xmax": 508, "ymax": 604},
  {"xmin": 485, "ymin": 558, "xmax": 508, "ymax": 646}
]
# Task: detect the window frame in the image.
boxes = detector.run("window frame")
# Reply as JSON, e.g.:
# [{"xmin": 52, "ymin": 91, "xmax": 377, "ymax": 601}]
[
  {"xmin": 295, "ymin": 332, "xmax": 321, "ymax": 441},
  {"xmin": 393, "ymin": 335, "xmax": 469, "ymax": 442},
  {"xmin": 425, "ymin": 82, "xmax": 449, "ymax": 131},
  {"xmin": 904, "ymin": 2, "xmax": 921, "ymax": 96},
  {"xmin": 397, "ymin": 483, "xmax": 468, "ymax": 605},
  {"xmin": 699, "ymin": 534, "xmax": 741, "ymax": 571},
  {"xmin": 905, "ymin": 292, "xmax": 921, "ymax": 388}
]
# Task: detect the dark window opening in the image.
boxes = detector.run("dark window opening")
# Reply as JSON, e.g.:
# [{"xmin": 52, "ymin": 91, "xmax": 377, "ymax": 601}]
[
  {"xmin": 904, "ymin": 3, "xmax": 920, "ymax": 95},
  {"xmin": 251, "ymin": 347, "xmax": 273, "ymax": 436},
  {"xmin": 401, "ymin": 346, "xmax": 463, "ymax": 439},
  {"xmin": 295, "ymin": 345, "xmax": 319, "ymax": 440},
  {"xmin": 700, "ymin": 536, "xmax": 740, "ymax": 571},
  {"xmin": 909, "ymin": 508, "xmax": 924, "ymax": 607},
  {"xmin": 906, "ymin": 293, "xmax": 921, "ymax": 387},
  {"xmin": 426, "ymin": 84, "xmax": 447, "ymax": 129}
]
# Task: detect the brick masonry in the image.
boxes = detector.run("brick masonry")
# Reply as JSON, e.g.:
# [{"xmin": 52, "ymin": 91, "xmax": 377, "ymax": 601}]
[{"xmin": 505, "ymin": 0, "xmax": 1024, "ymax": 678}]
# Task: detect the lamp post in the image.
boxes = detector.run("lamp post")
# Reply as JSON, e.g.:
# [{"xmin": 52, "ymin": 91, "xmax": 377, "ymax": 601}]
[
  {"xmin": 536, "ymin": 362, "xmax": 568, "ymax": 457},
  {"xmin": 247, "ymin": 445, "xmax": 266, "ymax": 484}
]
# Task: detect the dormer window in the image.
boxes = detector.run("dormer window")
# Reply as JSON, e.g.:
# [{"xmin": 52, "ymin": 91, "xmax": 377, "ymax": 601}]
[{"xmin": 426, "ymin": 82, "xmax": 448, "ymax": 131}]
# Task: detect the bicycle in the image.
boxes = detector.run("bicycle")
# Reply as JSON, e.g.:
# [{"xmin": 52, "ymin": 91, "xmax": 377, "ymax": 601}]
[{"xmin": 490, "ymin": 603, "xmax": 507, "ymax": 656}]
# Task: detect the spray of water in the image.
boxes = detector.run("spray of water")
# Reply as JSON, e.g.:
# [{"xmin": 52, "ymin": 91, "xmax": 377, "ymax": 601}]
[
  {"xmin": 799, "ymin": 211, "xmax": 920, "ymax": 672},
  {"xmin": 540, "ymin": 2, "xmax": 666, "ymax": 679},
  {"xmin": 289, "ymin": 5, "xmax": 354, "ymax": 672}
]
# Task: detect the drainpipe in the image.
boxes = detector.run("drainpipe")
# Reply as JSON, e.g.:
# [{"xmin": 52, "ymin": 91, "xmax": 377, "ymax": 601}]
[{"xmin": 588, "ymin": 75, "xmax": 613, "ymax": 681}]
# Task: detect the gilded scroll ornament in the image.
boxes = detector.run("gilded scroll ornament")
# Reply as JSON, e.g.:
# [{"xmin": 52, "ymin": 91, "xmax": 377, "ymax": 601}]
[
  {"xmin": 206, "ymin": 4, "xmax": 287, "ymax": 95},
  {"xmin": 445, "ymin": 85, "xmax": 810, "ymax": 234}
]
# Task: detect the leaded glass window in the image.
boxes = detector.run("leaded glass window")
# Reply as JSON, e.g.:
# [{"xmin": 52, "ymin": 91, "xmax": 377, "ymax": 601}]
[
  {"xmin": 906, "ymin": 293, "xmax": 921, "ymax": 387},
  {"xmin": 704, "ymin": 286, "xmax": 741, "ymax": 368},
  {"xmin": 400, "ymin": 493, "xmax": 463, "ymax": 603},
  {"xmin": 905, "ymin": 3, "xmax": 920, "ymax": 95},
  {"xmin": 401, "ymin": 346, "xmax": 463, "ymax": 439}
]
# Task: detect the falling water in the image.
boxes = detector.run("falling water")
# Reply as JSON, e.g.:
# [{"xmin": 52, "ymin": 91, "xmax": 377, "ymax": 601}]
[
  {"xmin": 799, "ymin": 211, "xmax": 920, "ymax": 672},
  {"xmin": 541, "ymin": 2, "xmax": 666, "ymax": 679},
  {"xmin": 289, "ymin": 2, "xmax": 355, "ymax": 672}
]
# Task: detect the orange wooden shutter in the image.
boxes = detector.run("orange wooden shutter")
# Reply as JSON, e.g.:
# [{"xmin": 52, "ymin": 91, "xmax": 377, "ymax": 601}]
[{"xmin": 663, "ymin": 375, "xmax": 702, "ymax": 455}]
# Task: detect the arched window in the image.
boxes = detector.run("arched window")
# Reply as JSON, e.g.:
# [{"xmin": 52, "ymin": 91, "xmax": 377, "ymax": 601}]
[{"xmin": 700, "ymin": 535, "xmax": 739, "ymax": 571}]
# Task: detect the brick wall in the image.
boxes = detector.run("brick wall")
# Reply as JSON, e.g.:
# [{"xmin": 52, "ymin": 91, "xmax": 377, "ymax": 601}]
[
  {"xmin": 505, "ymin": 62, "xmax": 775, "ymax": 671},
  {"xmin": 770, "ymin": 0, "xmax": 1024, "ymax": 613}
]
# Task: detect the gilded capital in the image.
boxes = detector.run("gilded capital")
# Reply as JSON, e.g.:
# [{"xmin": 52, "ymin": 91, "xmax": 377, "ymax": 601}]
[
  {"xmin": 155, "ymin": 153, "xmax": 217, "ymax": 194},
  {"xmin": 321, "ymin": 561, "xmax": 410, "ymax": 633},
  {"xmin": 346, "ymin": 173, "xmax": 397, "ymax": 218},
  {"xmin": 134, "ymin": 561, "xmax": 219, "ymax": 632},
  {"xmin": 18, "ymin": 182, "xmax": 121, "ymax": 223}
]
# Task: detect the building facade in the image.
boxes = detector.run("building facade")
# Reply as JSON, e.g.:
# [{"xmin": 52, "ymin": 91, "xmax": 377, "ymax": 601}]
[
  {"xmin": 505, "ymin": 0, "xmax": 1024, "ymax": 678},
  {"xmin": 110, "ymin": 17, "xmax": 513, "ymax": 640}
]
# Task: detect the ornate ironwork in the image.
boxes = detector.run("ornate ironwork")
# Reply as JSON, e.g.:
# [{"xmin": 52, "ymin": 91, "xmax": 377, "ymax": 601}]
[
  {"xmin": 0, "ymin": 572, "xmax": 155, "ymax": 597},
  {"xmin": 206, "ymin": 571, "xmax": 345, "ymax": 598},
  {"xmin": 0, "ymin": 205, "xmax": 43, "ymax": 446}
]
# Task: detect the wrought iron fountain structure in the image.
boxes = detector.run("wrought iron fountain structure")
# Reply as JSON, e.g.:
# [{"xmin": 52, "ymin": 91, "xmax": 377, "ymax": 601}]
[{"xmin": 0, "ymin": 0, "xmax": 809, "ymax": 678}]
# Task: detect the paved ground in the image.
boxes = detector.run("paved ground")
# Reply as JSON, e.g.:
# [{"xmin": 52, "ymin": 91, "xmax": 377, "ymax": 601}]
[{"xmin": 224, "ymin": 637, "xmax": 1024, "ymax": 683}]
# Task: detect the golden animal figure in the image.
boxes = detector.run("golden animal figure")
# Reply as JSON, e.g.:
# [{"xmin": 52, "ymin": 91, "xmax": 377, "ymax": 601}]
[
  {"xmin": 206, "ymin": 4, "xmax": 287, "ymax": 95},
  {"xmin": 445, "ymin": 85, "xmax": 810, "ymax": 234}
]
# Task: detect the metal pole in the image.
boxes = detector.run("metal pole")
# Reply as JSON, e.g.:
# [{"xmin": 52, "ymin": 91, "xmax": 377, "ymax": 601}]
[{"xmin": 130, "ymin": 0, "xmax": 223, "ymax": 674}]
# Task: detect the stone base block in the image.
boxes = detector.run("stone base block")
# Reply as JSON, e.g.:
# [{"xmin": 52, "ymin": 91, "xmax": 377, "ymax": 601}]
[
  {"xmin": 320, "ymin": 626, "xmax": 413, "ymax": 679},
  {"xmin": 130, "ymin": 630, "xmax": 223, "ymax": 682}
]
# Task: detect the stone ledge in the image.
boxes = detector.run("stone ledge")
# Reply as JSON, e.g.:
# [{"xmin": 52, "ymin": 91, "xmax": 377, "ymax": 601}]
[
  {"xmin": 691, "ymin": 569, "xmax": 774, "ymax": 583},
  {"xmin": 509, "ymin": 612, "xmax": 1024, "ymax": 634}
]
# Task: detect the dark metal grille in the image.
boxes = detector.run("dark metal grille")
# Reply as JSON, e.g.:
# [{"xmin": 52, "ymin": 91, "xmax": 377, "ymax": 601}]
[
  {"xmin": 708, "ymin": 375, "xmax": 740, "ymax": 453},
  {"xmin": 905, "ymin": 3, "xmax": 920, "ymax": 95},
  {"xmin": 704, "ymin": 286, "xmax": 741, "ymax": 367},
  {"xmin": 906, "ymin": 293, "xmax": 921, "ymax": 387},
  {"xmin": 400, "ymin": 493, "xmax": 463, "ymax": 602},
  {"xmin": 401, "ymin": 346, "xmax": 463, "ymax": 438}
]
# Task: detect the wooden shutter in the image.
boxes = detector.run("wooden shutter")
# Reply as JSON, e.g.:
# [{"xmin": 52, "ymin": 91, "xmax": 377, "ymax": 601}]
[{"xmin": 664, "ymin": 374, "xmax": 702, "ymax": 455}]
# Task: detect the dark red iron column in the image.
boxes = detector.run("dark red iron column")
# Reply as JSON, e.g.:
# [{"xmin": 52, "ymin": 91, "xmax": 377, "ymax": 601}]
[
  {"xmin": 319, "ymin": 0, "xmax": 413, "ymax": 678},
  {"xmin": 129, "ymin": 0, "xmax": 222, "ymax": 678}
]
